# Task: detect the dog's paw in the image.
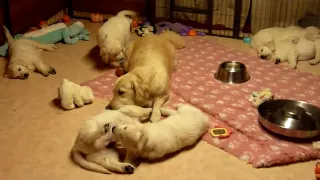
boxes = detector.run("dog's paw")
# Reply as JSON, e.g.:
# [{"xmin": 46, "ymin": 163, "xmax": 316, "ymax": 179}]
[
  {"xmin": 104, "ymin": 123, "xmax": 111, "ymax": 133},
  {"xmin": 43, "ymin": 73, "xmax": 49, "ymax": 77},
  {"xmin": 124, "ymin": 164, "xmax": 135, "ymax": 174},
  {"xmin": 309, "ymin": 59, "xmax": 320, "ymax": 65},
  {"xmin": 144, "ymin": 108, "xmax": 153, "ymax": 116},
  {"xmin": 46, "ymin": 44, "xmax": 57, "ymax": 51},
  {"xmin": 49, "ymin": 67, "xmax": 56, "ymax": 75},
  {"xmin": 150, "ymin": 111, "xmax": 161, "ymax": 123}
]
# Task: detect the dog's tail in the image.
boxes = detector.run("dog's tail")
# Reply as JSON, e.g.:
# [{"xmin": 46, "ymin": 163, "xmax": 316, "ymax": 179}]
[
  {"xmin": 116, "ymin": 10, "xmax": 138, "ymax": 18},
  {"xmin": 159, "ymin": 31, "xmax": 185, "ymax": 49},
  {"xmin": 2, "ymin": 25, "xmax": 13, "ymax": 45},
  {"xmin": 71, "ymin": 150, "xmax": 112, "ymax": 174}
]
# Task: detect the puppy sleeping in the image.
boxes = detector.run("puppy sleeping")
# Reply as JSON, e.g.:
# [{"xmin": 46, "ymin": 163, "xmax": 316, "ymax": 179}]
[
  {"xmin": 3, "ymin": 26, "xmax": 57, "ymax": 79},
  {"xmin": 111, "ymin": 104, "xmax": 209, "ymax": 163},
  {"xmin": 71, "ymin": 105, "xmax": 151, "ymax": 174},
  {"xmin": 272, "ymin": 36, "xmax": 317, "ymax": 69}
]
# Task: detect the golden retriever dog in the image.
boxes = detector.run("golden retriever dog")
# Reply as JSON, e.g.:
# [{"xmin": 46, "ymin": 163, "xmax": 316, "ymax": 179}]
[
  {"xmin": 105, "ymin": 31, "xmax": 185, "ymax": 122},
  {"xmin": 97, "ymin": 10, "xmax": 137, "ymax": 68},
  {"xmin": 111, "ymin": 104, "xmax": 209, "ymax": 163},
  {"xmin": 3, "ymin": 26, "xmax": 57, "ymax": 79},
  {"xmin": 71, "ymin": 105, "xmax": 152, "ymax": 174}
]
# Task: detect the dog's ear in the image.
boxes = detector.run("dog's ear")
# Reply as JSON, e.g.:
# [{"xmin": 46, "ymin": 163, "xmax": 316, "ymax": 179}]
[
  {"xmin": 137, "ymin": 129, "xmax": 148, "ymax": 151},
  {"xmin": 131, "ymin": 74, "xmax": 150, "ymax": 103}
]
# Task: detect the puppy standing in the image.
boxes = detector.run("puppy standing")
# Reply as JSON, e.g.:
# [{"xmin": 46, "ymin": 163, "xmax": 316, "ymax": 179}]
[
  {"xmin": 71, "ymin": 105, "xmax": 152, "ymax": 174},
  {"xmin": 97, "ymin": 10, "xmax": 137, "ymax": 67},
  {"xmin": 3, "ymin": 26, "xmax": 57, "ymax": 79},
  {"xmin": 112, "ymin": 104, "xmax": 209, "ymax": 163},
  {"xmin": 106, "ymin": 31, "xmax": 185, "ymax": 122}
]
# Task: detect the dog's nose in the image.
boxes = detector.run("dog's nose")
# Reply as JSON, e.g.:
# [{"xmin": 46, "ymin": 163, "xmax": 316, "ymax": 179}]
[
  {"xmin": 24, "ymin": 73, "xmax": 29, "ymax": 78},
  {"xmin": 112, "ymin": 126, "xmax": 116, "ymax": 132},
  {"xmin": 260, "ymin": 55, "xmax": 267, "ymax": 59},
  {"xmin": 105, "ymin": 105, "xmax": 112, "ymax": 110},
  {"xmin": 275, "ymin": 59, "xmax": 281, "ymax": 64}
]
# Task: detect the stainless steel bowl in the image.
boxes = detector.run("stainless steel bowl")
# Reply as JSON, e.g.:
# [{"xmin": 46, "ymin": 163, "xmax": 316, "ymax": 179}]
[
  {"xmin": 258, "ymin": 99, "xmax": 320, "ymax": 138},
  {"xmin": 214, "ymin": 61, "xmax": 250, "ymax": 84}
]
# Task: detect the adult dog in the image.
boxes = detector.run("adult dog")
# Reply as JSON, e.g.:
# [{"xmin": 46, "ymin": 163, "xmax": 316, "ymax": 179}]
[
  {"xmin": 105, "ymin": 31, "xmax": 185, "ymax": 122},
  {"xmin": 3, "ymin": 26, "xmax": 57, "ymax": 79},
  {"xmin": 111, "ymin": 104, "xmax": 209, "ymax": 163},
  {"xmin": 97, "ymin": 10, "xmax": 137, "ymax": 68},
  {"xmin": 71, "ymin": 105, "xmax": 152, "ymax": 174}
]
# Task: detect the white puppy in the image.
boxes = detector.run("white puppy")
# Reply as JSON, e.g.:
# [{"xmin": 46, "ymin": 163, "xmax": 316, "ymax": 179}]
[
  {"xmin": 3, "ymin": 26, "xmax": 57, "ymax": 79},
  {"xmin": 251, "ymin": 26, "xmax": 304, "ymax": 60},
  {"xmin": 112, "ymin": 104, "xmax": 209, "ymax": 162},
  {"xmin": 272, "ymin": 36, "xmax": 317, "ymax": 68},
  {"xmin": 97, "ymin": 10, "xmax": 137, "ymax": 67},
  {"xmin": 71, "ymin": 105, "xmax": 152, "ymax": 174}
]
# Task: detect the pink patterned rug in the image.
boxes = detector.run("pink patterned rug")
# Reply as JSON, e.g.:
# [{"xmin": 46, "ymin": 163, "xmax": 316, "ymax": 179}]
[{"xmin": 82, "ymin": 37, "xmax": 320, "ymax": 168}]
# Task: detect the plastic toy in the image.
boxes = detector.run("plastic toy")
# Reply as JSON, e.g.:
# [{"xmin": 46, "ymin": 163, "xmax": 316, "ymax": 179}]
[
  {"xmin": 210, "ymin": 127, "xmax": 232, "ymax": 139},
  {"xmin": 39, "ymin": 21, "xmax": 48, "ymax": 28},
  {"xmin": 315, "ymin": 162, "xmax": 320, "ymax": 179},
  {"xmin": 63, "ymin": 14, "xmax": 70, "ymax": 22},
  {"xmin": 155, "ymin": 21, "xmax": 205, "ymax": 36},
  {"xmin": 115, "ymin": 68, "xmax": 125, "ymax": 77},
  {"xmin": 0, "ymin": 21, "xmax": 90, "ymax": 57},
  {"xmin": 243, "ymin": 37, "xmax": 251, "ymax": 44},
  {"xmin": 58, "ymin": 79, "xmax": 94, "ymax": 110},
  {"xmin": 91, "ymin": 13, "xmax": 104, "ymax": 23},
  {"xmin": 248, "ymin": 88, "xmax": 274, "ymax": 108},
  {"xmin": 131, "ymin": 18, "xmax": 139, "ymax": 28}
]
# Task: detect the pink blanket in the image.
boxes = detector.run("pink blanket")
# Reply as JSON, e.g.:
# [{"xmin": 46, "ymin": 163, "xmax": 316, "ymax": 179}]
[{"xmin": 82, "ymin": 37, "xmax": 320, "ymax": 168}]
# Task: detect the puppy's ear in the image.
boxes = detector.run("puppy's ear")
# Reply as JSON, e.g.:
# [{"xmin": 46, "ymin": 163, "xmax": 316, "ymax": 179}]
[{"xmin": 137, "ymin": 130, "xmax": 148, "ymax": 151}]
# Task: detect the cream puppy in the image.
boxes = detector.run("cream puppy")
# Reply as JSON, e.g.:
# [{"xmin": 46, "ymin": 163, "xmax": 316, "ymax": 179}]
[
  {"xmin": 3, "ymin": 26, "xmax": 57, "ymax": 79},
  {"xmin": 71, "ymin": 105, "xmax": 152, "ymax": 174},
  {"xmin": 251, "ymin": 26, "xmax": 304, "ymax": 60},
  {"xmin": 106, "ymin": 31, "xmax": 185, "ymax": 122},
  {"xmin": 272, "ymin": 36, "xmax": 317, "ymax": 69},
  {"xmin": 97, "ymin": 10, "xmax": 137, "ymax": 67},
  {"xmin": 111, "ymin": 104, "xmax": 209, "ymax": 162}
]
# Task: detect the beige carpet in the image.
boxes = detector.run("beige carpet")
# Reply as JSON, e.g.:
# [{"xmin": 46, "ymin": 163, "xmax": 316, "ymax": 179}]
[{"xmin": 0, "ymin": 19, "xmax": 319, "ymax": 180}]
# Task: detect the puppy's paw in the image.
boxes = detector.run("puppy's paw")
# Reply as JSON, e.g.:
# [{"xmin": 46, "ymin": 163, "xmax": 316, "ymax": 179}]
[
  {"xmin": 49, "ymin": 67, "xmax": 56, "ymax": 75},
  {"xmin": 150, "ymin": 111, "xmax": 161, "ymax": 123},
  {"xmin": 309, "ymin": 59, "xmax": 320, "ymax": 65},
  {"xmin": 43, "ymin": 72, "xmax": 49, "ymax": 77},
  {"xmin": 47, "ymin": 44, "xmax": 57, "ymax": 51},
  {"xmin": 144, "ymin": 108, "xmax": 153, "ymax": 116},
  {"xmin": 124, "ymin": 164, "xmax": 135, "ymax": 174}
]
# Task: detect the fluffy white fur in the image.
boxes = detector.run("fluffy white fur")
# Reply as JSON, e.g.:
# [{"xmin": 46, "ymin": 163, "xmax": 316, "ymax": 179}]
[
  {"xmin": 251, "ymin": 26, "xmax": 305, "ymax": 59},
  {"xmin": 58, "ymin": 79, "xmax": 94, "ymax": 110},
  {"xmin": 3, "ymin": 26, "xmax": 57, "ymax": 79},
  {"xmin": 112, "ymin": 104, "xmax": 209, "ymax": 162},
  {"xmin": 106, "ymin": 31, "xmax": 185, "ymax": 122},
  {"xmin": 71, "ymin": 105, "xmax": 152, "ymax": 174},
  {"xmin": 272, "ymin": 35, "xmax": 317, "ymax": 68},
  {"xmin": 97, "ymin": 10, "xmax": 137, "ymax": 67}
]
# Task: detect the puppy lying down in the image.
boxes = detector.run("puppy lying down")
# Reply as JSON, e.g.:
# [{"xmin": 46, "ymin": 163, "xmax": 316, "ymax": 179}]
[
  {"xmin": 71, "ymin": 105, "xmax": 151, "ymax": 174},
  {"xmin": 3, "ymin": 26, "xmax": 57, "ymax": 79},
  {"xmin": 112, "ymin": 104, "xmax": 209, "ymax": 162}
]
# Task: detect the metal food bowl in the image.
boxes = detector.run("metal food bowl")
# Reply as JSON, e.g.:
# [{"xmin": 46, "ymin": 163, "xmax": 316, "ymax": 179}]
[
  {"xmin": 258, "ymin": 99, "xmax": 320, "ymax": 139},
  {"xmin": 214, "ymin": 61, "xmax": 250, "ymax": 84}
]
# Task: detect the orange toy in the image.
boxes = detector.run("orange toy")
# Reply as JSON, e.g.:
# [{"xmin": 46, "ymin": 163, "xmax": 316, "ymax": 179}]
[
  {"xmin": 315, "ymin": 162, "xmax": 320, "ymax": 179},
  {"xmin": 188, "ymin": 29, "xmax": 197, "ymax": 36},
  {"xmin": 39, "ymin": 21, "xmax": 47, "ymax": 28},
  {"xmin": 115, "ymin": 68, "xmax": 125, "ymax": 77},
  {"xmin": 63, "ymin": 14, "xmax": 70, "ymax": 22},
  {"xmin": 91, "ymin": 13, "xmax": 104, "ymax": 23},
  {"xmin": 131, "ymin": 19, "xmax": 139, "ymax": 28}
]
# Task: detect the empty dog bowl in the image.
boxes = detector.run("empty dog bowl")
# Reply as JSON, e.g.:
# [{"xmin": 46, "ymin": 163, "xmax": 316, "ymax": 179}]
[
  {"xmin": 258, "ymin": 99, "xmax": 320, "ymax": 138},
  {"xmin": 214, "ymin": 61, "xmax": 250, "ymax": 84}
]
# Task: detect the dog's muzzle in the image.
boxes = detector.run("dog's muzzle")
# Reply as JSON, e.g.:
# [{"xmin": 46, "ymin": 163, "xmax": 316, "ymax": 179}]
[
  {"xmin": 260, "ymin": 55, "xmax": 268, "ymax": 60},
  {"xmin": 105, "ymin": 105, "xmax": 112, "ymax": 110}
]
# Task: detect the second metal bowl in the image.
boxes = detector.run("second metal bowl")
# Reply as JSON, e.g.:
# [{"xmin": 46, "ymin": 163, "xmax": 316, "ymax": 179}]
[
  {"xmin": 214, "ymin": 61, "xmax": 250, "ymax": 84},
  {"xmin": 258, "ymin": 99, "xmax": 320, "ymax": 139}
]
